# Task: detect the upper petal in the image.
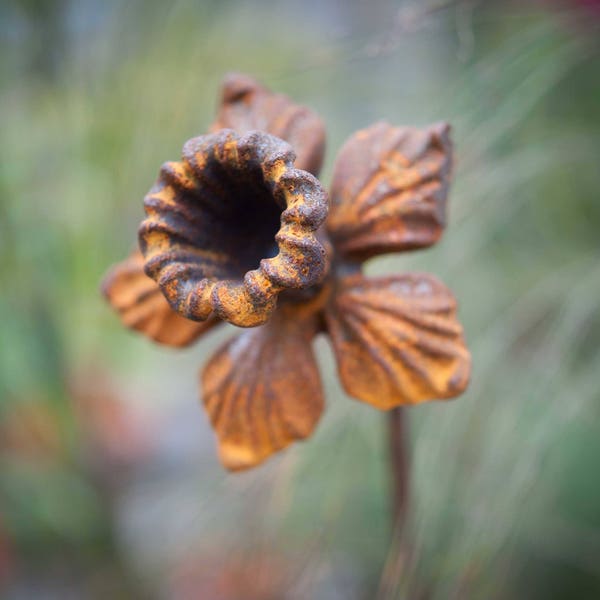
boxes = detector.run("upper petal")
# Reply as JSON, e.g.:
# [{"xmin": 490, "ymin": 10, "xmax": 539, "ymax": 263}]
[
  {"xmin": 101, "ymin": 251, "xmax": 219, "ymax": 347},
  {"xmin": 210, "ymin": 73, "xmax": 326, "ymax": 176},
  {"xmin": 201, "ymin": 305, "xmax": 324, "ymax": 471},
  {"xmin": 325, "ymin": 273, "xmax": 470, "ymax": 409},
  {"xmin": 327, "ymin": 121, "xmax": 453, "ymax": 261}
]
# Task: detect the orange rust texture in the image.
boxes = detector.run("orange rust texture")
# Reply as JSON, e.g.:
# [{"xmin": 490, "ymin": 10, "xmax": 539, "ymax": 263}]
[
  {"xmin": 138, "ymin": 129, "xmax": 328, "ymax": 328},
  {"xmin": 202, "ymin": 303, "xmax": 324, "ymax": 471},
  {"xmin": 325, "ymin": 273, "xmax": 470, "ymax": 409},
  {"xmin": 101, "ymin": 251, "xmax": 218, "ymax": 347},
  {"xmin": 211, "ymin": 73, "xmax": 326, "ymax": 176},
  {"xmin": 326, "ymin": 121, "xmax": 452, "ymax": 261}
]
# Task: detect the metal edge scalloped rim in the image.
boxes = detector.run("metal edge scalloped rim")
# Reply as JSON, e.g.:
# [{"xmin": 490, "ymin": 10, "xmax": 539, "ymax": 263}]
[{"xmin": 138, "ymin": 129, "xmax": 329, "ymax": 328}]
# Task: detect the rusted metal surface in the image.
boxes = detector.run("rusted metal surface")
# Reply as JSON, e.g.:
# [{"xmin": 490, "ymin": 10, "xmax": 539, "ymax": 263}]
[
  {"xmin": 202, "ymin": 294, "xmax": 326, "ymax": 471},
  {"xmin": 327, "ymin": 121, "xmax": 452, "ymax": 260},
  {"xmin": 324, "ymin": 272, "xmax": 470, "ymax": 409},
  {"xmin": 138, "ymin": 129, "xmax": 328, "ymax": 327},
  {"xmin": 101, "ymin": 73, "xmax": 471, "ymax": 471}
]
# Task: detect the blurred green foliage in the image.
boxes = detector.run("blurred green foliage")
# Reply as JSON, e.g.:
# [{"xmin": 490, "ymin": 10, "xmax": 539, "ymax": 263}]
[{"xmin": 1, "ymin": 1, "xmax": 599, "ymax": 598}]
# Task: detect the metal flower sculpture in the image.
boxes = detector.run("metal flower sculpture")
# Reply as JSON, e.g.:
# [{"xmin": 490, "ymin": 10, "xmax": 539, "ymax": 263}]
[{"xmin": 102, "ymin": 74, "xmax": 471, "ymax": 471}]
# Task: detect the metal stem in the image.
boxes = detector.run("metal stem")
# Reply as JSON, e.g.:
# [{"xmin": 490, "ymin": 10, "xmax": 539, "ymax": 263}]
[
  {"xmin": 388, "ymin": 406, "xmax": 410, "ymax": 530},
  {"xmin": 378, "ymin": 407, "xmax": 412, "ymax": 598}
]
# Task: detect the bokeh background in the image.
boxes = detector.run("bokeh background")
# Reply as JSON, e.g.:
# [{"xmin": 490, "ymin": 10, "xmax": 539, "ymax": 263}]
[{"xmin": 1, "ymin": 1, "xmax": 599, "ymax": 598}]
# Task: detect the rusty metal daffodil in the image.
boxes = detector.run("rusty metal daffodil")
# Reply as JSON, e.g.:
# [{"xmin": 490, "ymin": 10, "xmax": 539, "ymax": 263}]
[{"xmin": 102, "ymin": 74, "xmax": 471, "ymax": 471}]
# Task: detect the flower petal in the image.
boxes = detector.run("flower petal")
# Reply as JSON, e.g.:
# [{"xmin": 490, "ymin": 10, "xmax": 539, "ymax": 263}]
[
  {"xmin": 325, "ymin": 273, "xmax": 470, "ymax": 409},
  {"xmin": 101, "ymin": 251, "xmax": 219, "ymax": 347},
  {"xmin": 201, "ymin": 306, "xmax": 324, "ymax": 471},
  {"xmin": 210, "ymin": 73, "xmax": 326, "ymax": 176},
  {"xmin": 327, "ymin": 121, "xmax": 452, "ymax": 261}
]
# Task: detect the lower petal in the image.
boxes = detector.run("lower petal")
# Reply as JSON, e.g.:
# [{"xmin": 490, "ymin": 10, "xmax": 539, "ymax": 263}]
[{"xmin": 201, "ymin": 308, "xmax": 324, "ymax": 471}]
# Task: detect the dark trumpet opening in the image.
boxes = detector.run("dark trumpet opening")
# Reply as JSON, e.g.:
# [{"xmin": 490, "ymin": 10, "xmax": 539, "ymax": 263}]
[
  {"xmin": 209, "ymin": 157, "xmax": 283, "ymax": 279},
  {"xmin": 165, "ymin": 155, "xmax": 284, "ymax": 282}
]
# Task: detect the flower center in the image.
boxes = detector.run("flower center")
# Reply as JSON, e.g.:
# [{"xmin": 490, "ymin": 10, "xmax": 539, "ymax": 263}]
[
  {"xmin": 139, "ymin": 129, "xmax": 329, "ymax": 326},
  {"xmin": 191, "ymin": 155, "xmax": 283, "ymax": 280}
]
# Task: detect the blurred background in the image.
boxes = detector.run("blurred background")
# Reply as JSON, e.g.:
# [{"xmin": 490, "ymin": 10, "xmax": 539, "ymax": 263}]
[{"xmin": 1, "ymin": 0, "xmax": 599, "ymax": 598}]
